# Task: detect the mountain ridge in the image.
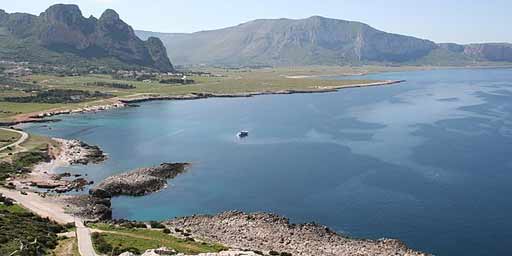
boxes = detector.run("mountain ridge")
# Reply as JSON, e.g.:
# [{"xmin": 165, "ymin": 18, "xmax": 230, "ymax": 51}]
[
  {"xmin": 136, "ymin": 16, "xmax": 512, "ymax": 67},
  {"xmin": 0, "ymin": 4, "xmax": 174, "ymax": 71}
]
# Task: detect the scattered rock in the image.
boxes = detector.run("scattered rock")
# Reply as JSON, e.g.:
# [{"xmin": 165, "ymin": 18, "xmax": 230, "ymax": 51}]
[
  {"xmin": 141, "ymin": 247, "xmax": 176, "ymax": 256},
  {"xmin": 165, "ymin": 211, "xmax": 430, "ymax": 256},
  {"xmin": 62, "ymin": 195, "xmax": 112, "ymax": 220},
  {"xmin": 119, "ymin": 252, "xmax": 138, "ymax": 256}
]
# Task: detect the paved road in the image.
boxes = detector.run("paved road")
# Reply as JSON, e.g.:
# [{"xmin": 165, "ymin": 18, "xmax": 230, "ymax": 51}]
[
  {"xmin": 76, "ymin": 219, "xmax": 100, "ymax": 256},
  {"xmin": 0, "ymin": 128, "xmax": 29, "ymax": 152}
]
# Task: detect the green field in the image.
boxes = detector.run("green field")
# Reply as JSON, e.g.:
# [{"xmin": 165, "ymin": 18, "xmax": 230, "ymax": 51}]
[
  {"xmin": 0, "ymin": 129, "xmax": 21, "ymax": 147},
  {"xmin": 90, "ymin": 223, "xmax": 226, "ymax": 255}
]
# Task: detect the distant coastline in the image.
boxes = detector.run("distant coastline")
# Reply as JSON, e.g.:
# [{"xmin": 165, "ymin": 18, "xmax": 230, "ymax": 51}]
[{"xmin": 1, "ymin": 79, "xmax": 403, "ymax": 127}]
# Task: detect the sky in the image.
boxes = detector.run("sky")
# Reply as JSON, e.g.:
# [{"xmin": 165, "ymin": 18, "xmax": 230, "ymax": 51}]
[{"xmin": 2, "ymin": 0, "xmax": 511, "ymax": 44}]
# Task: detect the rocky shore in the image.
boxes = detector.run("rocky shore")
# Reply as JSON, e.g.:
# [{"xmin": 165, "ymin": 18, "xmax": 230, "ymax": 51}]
[
  {"xmin": 0, "ymin": 102, "xmax": 126, "ymax": 126},
  {"xmin": 90, "ymin": 163, "xmax": 189, "ymax": 198},
  {"xmin": 31, "ymin": 102, "xmax": 126, "ymax": 119},
  {"xmin": 16, "ymin": 138, "xmax": 106, "ymax": 193},
  {"xmin": 165, "ymin": 211, "xmax": 429, "ymax": 256}
]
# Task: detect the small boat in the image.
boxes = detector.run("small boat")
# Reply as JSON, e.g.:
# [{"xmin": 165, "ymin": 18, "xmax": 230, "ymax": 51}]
[{"xmin": 237, "ymin": 130, "xmax": 249, "ymax": 138}]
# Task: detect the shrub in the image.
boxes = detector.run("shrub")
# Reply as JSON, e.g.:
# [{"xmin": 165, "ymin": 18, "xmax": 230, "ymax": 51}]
[
  {"xmin": 149, "ymin": 221, "xmax": 165, "ymax": 229},
  {"xmin": 269, "ymin": 251, "xmax": 280, "ymax": 255},
  {"xmin": 91, "ymin": 232, "xmax": 112, "ymax": 254},
  {"xmin": 163, "ymin": 228, "xmax": 171, "ymax": 234},
  {"xmin": 0, "ymin": 205, "xmax": 65, "ymax": 255},
  {"xmin": 4, "ymin": 89, "xmax": 111, "ymax": 103}
]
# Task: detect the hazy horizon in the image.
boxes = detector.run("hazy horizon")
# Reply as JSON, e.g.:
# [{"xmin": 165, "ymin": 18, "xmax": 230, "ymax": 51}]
[{"xmin": 2, "ymin": 0, "xmax": 511, "ymax": 44}]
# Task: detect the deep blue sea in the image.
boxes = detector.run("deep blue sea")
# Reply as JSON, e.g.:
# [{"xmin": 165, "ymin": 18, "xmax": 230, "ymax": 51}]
[{"xmin": 23, "ymin": 68, "xmax": 512, "ymax": 255}]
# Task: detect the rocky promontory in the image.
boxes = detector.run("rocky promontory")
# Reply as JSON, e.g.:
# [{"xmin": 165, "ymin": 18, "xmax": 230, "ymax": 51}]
[
  {"xmin": 90, "ymin": 163, "xmax": 189, "ymax": 198},
  {"xmin": 165, "ymin": 211, "xmax": 429, "ymax": 256}
]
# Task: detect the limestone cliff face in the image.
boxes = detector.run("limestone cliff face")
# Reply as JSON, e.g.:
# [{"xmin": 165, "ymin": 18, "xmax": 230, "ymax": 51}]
[
  {"xmin": 145, "ymin": 37, "xmax": 175, "ymax": 71},
  {"xmin": 463, "ymin": 43, "xmax": 512, "ymax": 61},
  {"xmin": 137, "ymin": 16, "xmax": 438, "ymax": 66},
  {"xmin": 137, "ymin": 16, "xmax": 512, "ymax": 67},
  {"xmin": 0, "ymin": 4, "xmax": 174, "ymax": 71}
]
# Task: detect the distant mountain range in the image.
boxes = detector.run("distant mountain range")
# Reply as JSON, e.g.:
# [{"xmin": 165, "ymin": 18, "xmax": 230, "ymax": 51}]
[
  {"xmin": 0, "ymin": 4, "xmax": 173, "ymax": 71},
  {"xmin": 136, "ymin": 16, "xmax": 512, "ymax": 67}
]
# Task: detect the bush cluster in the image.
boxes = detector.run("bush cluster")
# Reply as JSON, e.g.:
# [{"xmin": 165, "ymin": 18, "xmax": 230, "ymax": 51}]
[
  {"xmin": 0, "ymin": 205, "xmax": 65, "ymax": 255},
  {"xmin": 84, "ymin": 81, "xmax": 135, "ymax": 89},
  {"xmin": 0, "ymin": 150, "xmax": 50, "ymax": 181},
  {"xmin": 4, "ymin": 89, "xmax": 111, "ymax": 103},
  {"xmin": 149, "ymin": 221, "xmax": 165, "ymax": 229}
]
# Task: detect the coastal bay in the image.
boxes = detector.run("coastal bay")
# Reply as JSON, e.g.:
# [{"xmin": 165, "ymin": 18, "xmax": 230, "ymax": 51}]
[{"xmin": 16, "ymin": 67, "xmax": 512, "ymax": 255}]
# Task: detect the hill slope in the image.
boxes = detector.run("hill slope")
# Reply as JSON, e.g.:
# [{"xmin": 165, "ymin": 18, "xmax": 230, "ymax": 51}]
[
  {"xmin": 136, "ymin": 16, "xmax": 512, "ymax": 67},
  {"xmin": 0, "ymin": 4, "xmax": 173, "ymax": 71}
]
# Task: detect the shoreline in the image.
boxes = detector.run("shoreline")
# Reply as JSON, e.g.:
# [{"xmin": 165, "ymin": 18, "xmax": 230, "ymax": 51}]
[
  {"xmin": 0, "ymin": 133, "xmax": 430, "ymax": 255},
  {"xmin": 0, "ymin": 79, "xmax": 403, "ymax": 126},
  {"xmin": 13, "ymin": 138, "xmax": 105, "ymax": 194},
  {"xmin": 118, "ymin": 80, "xmax": 404, "ymax": 104},
  {"xmin": 0, "ymin": 78, "xmax": 432, "ymax": 255}
]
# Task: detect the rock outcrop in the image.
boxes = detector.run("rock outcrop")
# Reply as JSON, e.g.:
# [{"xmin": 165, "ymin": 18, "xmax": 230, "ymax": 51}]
[
  {"xmin": 62, "ymin": 195, "xmax": 112, "ymax": 220},
  {"xmin": 90, "ymin": 163, "xmax": 189, "ymax": 197},
  {"xmin": 165, "ymin": 211, "xmax": 429, "ymax": 256}
]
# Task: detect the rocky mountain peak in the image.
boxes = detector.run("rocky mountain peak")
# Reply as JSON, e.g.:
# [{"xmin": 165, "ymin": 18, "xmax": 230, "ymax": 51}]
[
  {"xmin": 99, "ymin": 9, "xmax": 121, "ymax": 22},
  {"xmin": 0, "ymin": 9, "xmax": 7, "ymax": 23},
  {"xmin": 97, "ymin": 8, "xmax": 134, "ymax": 42},
  {"xmin": 41, "ymin": 4, "xmax": 83, "ymax": 25},
  {"xmin": 0, "ymin": 5, "xmax": 174, "ymax": 71}
]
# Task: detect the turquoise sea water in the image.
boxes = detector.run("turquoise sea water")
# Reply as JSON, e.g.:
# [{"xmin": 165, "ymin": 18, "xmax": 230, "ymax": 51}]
[{"xmin": 24, "ymin": 68, "xmax": 512, "ymax": 255}]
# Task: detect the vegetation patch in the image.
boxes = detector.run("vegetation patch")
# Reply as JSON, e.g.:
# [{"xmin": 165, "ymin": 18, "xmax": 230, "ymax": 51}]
[
  {"xmin": 0, "ymin": 129, "xmax": 22, "ymax": 148},
  {"xmin": 51, "ymin": 237, "xmax": 80, "ymax": 256},
  {"xmin": 0, "ymin": 202, "xmax": 66, "ymax": 256},
  {"xmin": 84, "ymin": 81, "xmax": 135, "ymax": 89},
  {"xmin": 90, "ymin": 223, "xmax": 227, "ymax": 255},
  {"xmin": 159, "ymin": 78, "xmax": 195, "ymax": 85},
  {"xmin": 0, "ymin": 149, "xmax": 50, "ymax": 181},
  {"xmin": 4, "ymin": 89, "xmax": 111, "ymax": 104}
]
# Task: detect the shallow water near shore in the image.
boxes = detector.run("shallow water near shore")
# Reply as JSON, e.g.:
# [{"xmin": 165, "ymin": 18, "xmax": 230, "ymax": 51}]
[{"xmin": 23, "ymin": 68, "xmax": 512, "ymax": 255}]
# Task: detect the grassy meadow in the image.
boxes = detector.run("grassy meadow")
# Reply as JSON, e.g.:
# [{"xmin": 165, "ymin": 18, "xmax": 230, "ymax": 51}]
[
  {"xmin": 90, "ymin": 223, "xmax": 226, "ymax": 255},
  {"xmin": 0, "ymin": 128, "xmax": 21, "ymax": 147}
]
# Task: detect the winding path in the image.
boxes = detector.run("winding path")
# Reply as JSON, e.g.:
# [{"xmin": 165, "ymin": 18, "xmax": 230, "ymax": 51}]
[{"xmin": 0, "ymin": 128, "xmax": 29, "ymax": 152}]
